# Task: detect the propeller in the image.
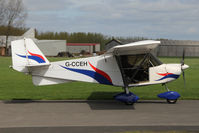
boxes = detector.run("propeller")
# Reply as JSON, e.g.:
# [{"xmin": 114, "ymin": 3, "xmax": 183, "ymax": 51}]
[
  {"xmin": 181, "ymin": 48, "xmax": 185, "ymax": 66},
  {"xmin": 181, "ymin": 48, "xmax": 186, "ymax": 88}
]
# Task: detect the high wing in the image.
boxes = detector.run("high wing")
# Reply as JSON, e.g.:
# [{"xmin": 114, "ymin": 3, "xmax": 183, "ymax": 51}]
[{"xmin": 106, "ymin": 40, "xmax": 160, "ymax": 55}]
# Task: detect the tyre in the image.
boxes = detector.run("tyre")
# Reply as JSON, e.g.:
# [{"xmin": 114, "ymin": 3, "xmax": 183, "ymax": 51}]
[
  {"xmin": 167, "ymin": 99, "xmax": 177, "ymax": 104},
  {"xmin": 125, "ymin": 102, "xmax": 134, "ymax": 105}
]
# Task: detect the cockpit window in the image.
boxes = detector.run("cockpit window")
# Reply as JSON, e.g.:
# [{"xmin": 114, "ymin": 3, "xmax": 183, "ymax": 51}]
[
  {"xmin": 149, "ymin": 53, "xmax": 162, "ymax": 66},
  {"xmin": 118, "ymin": 53, "xmax": 162, "ymax": 85}
]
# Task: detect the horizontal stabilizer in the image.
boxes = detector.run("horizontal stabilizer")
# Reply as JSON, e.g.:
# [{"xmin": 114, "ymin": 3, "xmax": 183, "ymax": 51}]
[{"xmin": 32, "ymin": 76, "xmax": 72, "ymax": 86}]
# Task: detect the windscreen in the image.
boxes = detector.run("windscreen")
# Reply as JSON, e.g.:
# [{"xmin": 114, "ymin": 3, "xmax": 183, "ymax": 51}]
[
  {"xmin": 149, "ymin": 53, "xmax": 162, "ymax": 66},
  {"xmin": 118, "ymin": 53, "xmax": 162, "ymax": 84}
]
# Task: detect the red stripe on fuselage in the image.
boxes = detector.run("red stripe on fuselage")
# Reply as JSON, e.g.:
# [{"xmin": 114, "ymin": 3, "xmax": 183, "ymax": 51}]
[
  {"xmin": 157, "ymin": 73, "xmax": 173, "ymax": 76},
  {"xmin": 88, "ymin": 61, "xmax": 112, "ymax": 83},
  {"xmin": 28, "ymin": 51, "xmax": 45, "ymax": 61}
]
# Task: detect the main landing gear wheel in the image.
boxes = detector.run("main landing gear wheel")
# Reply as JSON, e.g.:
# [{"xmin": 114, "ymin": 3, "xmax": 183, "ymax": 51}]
[
  {"xmin": 114, "ymin": 87, "xmax": 139, "ymax": 105},
  {"xmin": 125, "ymin": 101, "xmax": 134, "ymax": 105},
  {"xmin": 167, "ymin": 99, "xmax": 177, "ymax": 104}
]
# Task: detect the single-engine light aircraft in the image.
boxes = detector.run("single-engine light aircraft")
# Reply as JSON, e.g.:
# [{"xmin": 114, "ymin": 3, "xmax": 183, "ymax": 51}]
[{"xmin": 11, "ymin": 38, "xmax": 189, "ymax": 105}]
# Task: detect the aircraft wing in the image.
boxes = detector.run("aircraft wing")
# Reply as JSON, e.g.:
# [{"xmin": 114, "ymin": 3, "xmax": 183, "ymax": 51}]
[{"xmin": 106, "ymin": 40, "xmax": 160, "ymax": 55}]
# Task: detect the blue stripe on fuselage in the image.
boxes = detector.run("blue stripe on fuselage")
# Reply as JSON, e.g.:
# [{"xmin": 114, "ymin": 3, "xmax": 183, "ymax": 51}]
[
  {"xmin": 60, "ymin": 65, "xmax": 113, "ymax": 85},
  {"xmin": 156, "ymin": 74, "xmax": 180, "ymax": 81}
]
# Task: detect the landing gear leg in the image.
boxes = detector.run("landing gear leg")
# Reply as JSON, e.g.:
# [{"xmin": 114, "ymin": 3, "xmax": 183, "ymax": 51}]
[
  {"xmin": 123, "ymin": 87, "xmax": 133, "ymax": 105},
  {"xmin": 164, "ymin": 83, "xmax": 170, "ymax": 92},
  {"xmin": 124, "ymin": 86, "xmax": 130, "ymax": 94},
  {"xmin": 158, "ymin": 84, "xmax": 180, "ymax": 104}
]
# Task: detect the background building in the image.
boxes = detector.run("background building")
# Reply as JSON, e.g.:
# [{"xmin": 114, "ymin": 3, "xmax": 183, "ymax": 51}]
[
  {"xmin": 67, "ymin": 43, "xmax": 100, "ymax": 54},
  {"xmin": 35, "ymin": 40, "xmax": 67, "ymax": 56},
  {"xmin": 105, "ymin": 39, "xmax": 122, "ymax": 51},
  {"xmin": 0, "ymin": 46, "xmax": 5, "ymax": 56},
  {"xmin": 157, "ymin": 40, "xmax": 199, "ymax": 57},
  {"xmin": 0, "ymin": 28, "xmax": 66, "ymax": 56}
]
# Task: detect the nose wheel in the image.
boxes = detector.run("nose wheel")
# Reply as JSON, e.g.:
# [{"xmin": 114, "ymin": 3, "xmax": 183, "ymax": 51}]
[
  {"xmin": 167, "ymin": 99, "xmax": 177, "ymax": 104},
  {"xmin": 158, "ymin": 84, "xmax": 180, "ymax": 104}
]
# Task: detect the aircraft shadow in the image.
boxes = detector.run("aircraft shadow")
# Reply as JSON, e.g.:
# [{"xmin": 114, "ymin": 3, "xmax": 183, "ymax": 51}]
[
  {"xmin": 87, "ymin": 91, "xmax": 167, "ymax": 110},
  {"xmin": 3, "ymin": 91, "xmax": 167, "ymax": 110}
]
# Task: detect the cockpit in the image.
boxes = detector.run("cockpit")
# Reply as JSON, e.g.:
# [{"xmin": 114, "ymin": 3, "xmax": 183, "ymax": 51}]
[{"xmin": 116, "ymin": 53, "xmax": 162, "ymax": 85}]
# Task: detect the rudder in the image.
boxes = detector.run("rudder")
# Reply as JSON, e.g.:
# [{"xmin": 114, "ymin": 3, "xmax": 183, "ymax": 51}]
[{"xmin": 11, "ymin": 38, "xmax": 50, "ymax": 73}]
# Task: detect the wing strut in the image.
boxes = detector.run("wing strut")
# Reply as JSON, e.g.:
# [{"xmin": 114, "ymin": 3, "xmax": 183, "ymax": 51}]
[{"xmin": 115, "ymin": 53, "xmax": 129, "ymax": 93}]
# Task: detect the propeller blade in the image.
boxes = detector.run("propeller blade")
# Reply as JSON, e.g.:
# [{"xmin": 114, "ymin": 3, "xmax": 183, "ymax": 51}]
[
  {"xmin": 181, "ymin": 48, "xmax": 185, "ymax": 66},
  {"xmin": 182, "ymin": 69, "xmax": 186, "ymax": 88},
  {"xmin": 181, "ymin": 48, "xmax": 186, "ymax": 88}
]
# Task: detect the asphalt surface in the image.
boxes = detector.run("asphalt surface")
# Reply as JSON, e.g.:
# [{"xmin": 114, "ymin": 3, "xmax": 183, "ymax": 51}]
[{"xmin": 0, "ymin": 100, "xmax": 199, "ymax": 133}]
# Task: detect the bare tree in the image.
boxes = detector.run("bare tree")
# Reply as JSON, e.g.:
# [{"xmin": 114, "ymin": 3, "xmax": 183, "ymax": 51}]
[
  {"xmin": 0, "ymin": 0, "xmax": 5, "ymax": 25},
  {"xmin": 2, "ymin": 0, "xmax": 27, "ymax": 55}
]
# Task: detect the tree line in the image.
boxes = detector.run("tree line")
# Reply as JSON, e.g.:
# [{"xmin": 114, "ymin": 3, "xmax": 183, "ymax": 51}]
[
  {"xmin": 0, "ymin": 26, "xmax": 27, "ymax": 36},
  {"xmin": 35, "ymin": 31, "xmax": 112, "ymax": 50}
]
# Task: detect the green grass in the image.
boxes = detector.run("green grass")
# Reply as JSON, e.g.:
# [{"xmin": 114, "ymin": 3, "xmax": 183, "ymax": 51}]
[{"xmin": 0, "ymin": 56, "xmax": 199, "ymax": 100}]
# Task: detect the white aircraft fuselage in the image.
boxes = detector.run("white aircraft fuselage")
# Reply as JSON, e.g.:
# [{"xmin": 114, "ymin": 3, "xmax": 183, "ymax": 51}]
[{"xmin": 11, "ymin": 38, "xmax": 189, "ymax": 104}]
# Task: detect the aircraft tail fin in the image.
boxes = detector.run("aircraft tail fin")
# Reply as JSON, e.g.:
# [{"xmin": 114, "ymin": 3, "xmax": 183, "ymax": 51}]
[{"xmin": 11, "ymin": 38, "xmax": 50, "ymax": 73}]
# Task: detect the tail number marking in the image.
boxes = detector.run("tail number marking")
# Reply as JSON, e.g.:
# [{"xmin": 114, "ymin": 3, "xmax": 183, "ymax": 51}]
[{"xmin": 65, "ymin": 61, "xmax": 88, "ymax": 67}]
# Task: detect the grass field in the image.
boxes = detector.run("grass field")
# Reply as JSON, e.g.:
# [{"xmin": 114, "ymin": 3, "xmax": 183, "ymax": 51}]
[{"xmin": 0, "ymin": 56, "xmax": 199, "ymax": 100}]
